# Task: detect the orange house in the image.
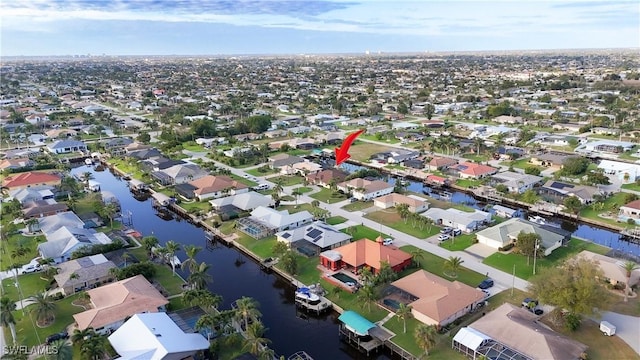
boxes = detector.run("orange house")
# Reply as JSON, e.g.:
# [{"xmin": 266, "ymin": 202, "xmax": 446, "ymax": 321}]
[{"xmin": 320, "ymin": 238, "xmax": 412, "ymax": 274}]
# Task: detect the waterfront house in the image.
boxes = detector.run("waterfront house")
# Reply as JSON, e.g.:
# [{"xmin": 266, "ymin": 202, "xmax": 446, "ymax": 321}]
[
  {"xmin": 421, "ymin": 208, "xmax": 491, "ymax": 233},
  {"xmin": 598, "ymin": 159, "xmax": 640, "ymax": 182},
  {"xmin": 529, "ymin": 153, "xmax": 573, "ymax": 169},
  {"xmin": 46, "ymin": 139, "xmax": 88, "ymax": 154},
  {"xmin": 582, "ymin": 139, "xmax": 634, "ymax": 154},
  {"xmin": 306, "ymin": 168, "xmax": 349, "ymax": 188},
  {"xmin": 475, "ymin": 218, "xmax": 570, "ymax": 255},
  {"xmin": 373, "ymin": 193, "xmax": 429, "ymax": 213},
  {"xmin": 383, "ymin": 270, "xmax": 486, "ymax": 328},
  {"xmin": 237, "ymin": 206, "xmax": 313, "ymax": 238},
  {"xmin": 492, "ymin": 204, "xmax": 519, "ymax": 218},
  {"xmin": 319, "ymin": 238, "xmax": 412, "ymax": 274},
  {"xmin": 9, "ymin": 186, "xmax": 55, "ymax": 205},
  {"xmin": 108, "ymin": 313, "xmax": 209, "ymax": 360},
  {"xmin": 151, "ymin": 163, "xmax": 208, "ymax": 185},
  {"xmin": 3, "ymin": 148, "xmax": 41, "ymax": 160},
  {"xmin": 453, "ymin": 304, "xmax": 587, "ymax": 360},
  {"xmin": 2, "ymin": 171, "xmax": 61, "ymax": 190},
  {"xmin": 451, "ymin": 162, "xmax": 498, "ymax": 179},
  {"xmin": 103, "ymin": 137, "xmax": 134, "ymax": 156},
  {"xmin": 576, "ymin": 251, "xmax": 640, "ymax": 288},
  {"xmin": 490, "ymin": 171, "xmax": 543, "ymax": 194},
  {"xmin": 425, "ymin": 174, "xmax": 450, "ymax": 186},
  {"xmin": 276, "ymin": 221, "xmax": 352, "ymax": 255},
  {"xmin": 176, "ymin": 175, "xmax": 249, "ymax": 201},
  {"xmin": 0, "ymin": 158, "xmax": 35, "ymax": 171},
  {"xmin": 54, "ymin": 254, "xmax": 117, "ymax": 295},
  {"xmin": 619, "ymin": 199, "xmax": 640, "ymax": 224},
  {"xmin": 337, "ymin": 178, "xmax": 394, "ymax": 201},
  {"xmin": 37, "ymin": 225, "xmax": 113, "ymax": 264},
  {"xmin": 73, "ymin": 275, "xmax": 169, "ymax": 335},
  {"xmin": 539, "ymin": 180, "xmax": 600, "ymax": 204},
  {"xmin": 280, "ymin": 161, "xmax": 323, "ymax": 176},
  {"xmin": 267, "ymin": 153, "xmax": 305, "ymax": 169},
  {"xmin": 209, "ymin": 191, "xmax": 273, "ymax": 214},
  {"xmin": 140, "ymin": 157, "xmax": 185, "ymax": 172},
  {"xmin": 427, "ymin": 156, "xmax": 458, "ymax": 171},
  {"xmin": 37, "ymin": 211, "xmax": 86, "ymax": 234},
  {"xmin": 22, "ymin": 200, "xmax": 69, "ymax": 219}
]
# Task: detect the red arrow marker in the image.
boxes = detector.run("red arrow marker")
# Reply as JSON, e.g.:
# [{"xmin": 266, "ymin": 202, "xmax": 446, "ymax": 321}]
[{"xmin": 335, "ymin": 129, "xmax": 365, "ymax": 166}]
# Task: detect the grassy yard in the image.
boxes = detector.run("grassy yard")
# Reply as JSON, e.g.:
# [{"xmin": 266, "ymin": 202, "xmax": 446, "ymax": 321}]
[
  {"xmin": 320, "ymin": 279, "xmax": 390, "ymax": 323},
  {"xmin": 182, "ymin": 142, "xmax": 207, "ymax": 152},
  {"xmin": 309, "ymin": 187, "xmax": 348, "ymax": 203},
  {"xmin": 269, "ymin": 175, "xmax": 304, "ymax": 186},
  {"xmin": 501, "ymin": 157, "xmax": 533, "ymax": 170},
  {"xmin": 1, "ymin": 272, "xmax": 50, "ymax": 300},
  {"xmin": 278, "ymin": 204, "xmax": 329, "ymax": 217},
  {"xmin": 349, "ymin": 142, "xmax": 394, "ymax": 162},
  {"xmin": 483, "ymin": 238, "xmax": 610, "ymax": 280},
  {"xmin": 365, "ymin": 210, "xmax": 439, "ymax": 239},
  {"xmin": 461, "ymin": 153, "xmax": 490, "ymax": 163},
  {"xmin": 6, "ymin": 293, "xmax": 84, "ymax": 347},
  {"xmin": 294, "ymin": 186, "xmax": 313, "ymax": 194},
  {"xmin": 109, "ymin": 158, "xmax": 145, "ymax": 181},
  {"xmin": 579, "ymin": 192, "xmax": 628, "ymax": 227},
  {"xmin": 325, "ymin": 216, "xmax": 347, "ymax": 225},
  {"xmin": 399, "ymin": 245, "xmax": 485, "ymax": 288},
  {"xmin": 152, "ymin": 265, "xmax": 186, "ymax": 296},
  {"xmin": 341, "ymin": 200, "xmax": 374, "ymax": 212},
  {"xmin": 227, "ymin": 174, "xmax": 258, "ymax": 187},
  {"xmin": 245, "ymin": 167, "xmax": 277, "ymax": 177},
  {"xmin": 383, "ymin": 315, "xmax": 466, "ymax": 360},
  {"xmin": 179, "ymin": 200, "xmax": 210, "ymax": 213},
  {"xmin": 360, "ymin": 134, "xmax": 401, "ymax": 144},
  {"xmin": 621, "ymin": 182, "xmax": 640, "ymax": 191},
  {"xmin": 0, "ymin": 232, "xmax": 43, "ymax": 272},
  {"xmin": 455, "ymin": 178, "xmax": 483, "ymax": 189},
  {"xmin": 341, "ymin": 225, "xmax": 391, "ymax": 241},
  {"xmin": 438, "ymin": 234, "xmax": 477, "ymax": 251}
]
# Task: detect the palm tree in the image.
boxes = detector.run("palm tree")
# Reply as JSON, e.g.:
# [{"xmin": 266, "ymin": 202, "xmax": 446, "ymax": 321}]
[
  {"xmin": 243, "ymin": 321, "xmax": 271, "ymax": 356},
  {"xmin": 473, "ymin": 136, "xmax": 484, "ymax": 155},
  {"xmin": 235, "ymin": 296, "xmax": 261, "ymax": 331},
  {"xmin": 183, "ymin": 289, "xmax": 222, "ymax": 311},
  {"xmin": 411, "ymin": 248, "xmax": 425, "ymax": 268},
  {"xmin": 330, "ymin": 286, "xmax": 343, "ymax": 299},
  {"xmin": 621, "ymin": 261, "xmax": 639, "ymax": 302},
  {"xmin": 69, "ymin": 272, "xmax": 80, "ymax": 294},
  {"xmin": 80, "ymin": 334, "xmax": 106, "ymax": 360},
  {"xmin": 182, "ymin": 245, "xmax": 202, "ymax": 274},
  {"xmin": 396, "ymin": 203, "xmax": 410, "ymax": 224},
  {"xmin": 99, "ymin": 202, "xmax": 119, "ymax": 228},
  {"xmin": 0, "ymin": 296, "xmax": 17, "ymax": 344},
  {"xmin": 31, "ymin": 292, "xmax": 57, "ymax": 325},
  {"xmin": 72, "ymin": 327, "xmax": 97, "ymax": 346},
  {"xmin": 25, "ymin": 218, "xmax": 38, "ymax": 233},
  {"xmin": 48, "ymin": 339, "xmax": 73, "ymax": 360},
  {"xmin": 357, "ymin": 285, "xmax": 376, "ymax": 312},
  {"xmin": 359, "ymin": 266, "xmax": 375, "ymax": 287},
  {"xmin": 164, "ymin": 240, "xmax": 181, "ymax": 276},
  {"xmin": 414, "ymin": 324, "xmax": 438, "ymax": 357},
  {"xmin": 444, "ymin": 256, "xmax": 464, "ymax": 278},
  {"xmin": 396, "ymin": 303, "xmax": 413, "ymax": 333},
  {"xmin": 272, "ymin": 181, "xmax": 284, "ymax": 197},
  {"xmin": 121, "ymin": 252, "xmax": 131, "ymax": 267},
  {"xmin": 80, "ymin": 171, "xmax": 94, "ymax": 187},
  {"xmin": 291, "ymin": 188, "xmax": 302, "ymax": 207},
  {"xmin": 141, "ymin": 236, "xmax": 159, "ymax": 257},
  {"xmin": 188, "ymin": 261, "xmax": 212, "ymax": 290}
]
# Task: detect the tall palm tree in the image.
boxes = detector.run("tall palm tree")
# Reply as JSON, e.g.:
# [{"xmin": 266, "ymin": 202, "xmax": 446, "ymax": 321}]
[
  {"xmin": 164, "ymin": 240, "xmax": 181, "ymax": 276},
  {"xmin": 444, "ymin": 256, "xmax": 464, "ymax": 278},
  {"xmin": 396, "ymin": 203, "xmax": 410, "ymax": 224},
  {"xmin": 141, "ymin": 236, "xmax": 159, "ymax": 257},
  {"xmin": 188, "ymin": 261, "xmax": 212, "ymax": 290},
  {"xmin": 80, "ymin": 335, "xmax": 106, "ymax": 360},
  {"xmin": 272, "ymin": 181, "xmax": 284, "ymax": 198},
  {"xmin": 235, "ymin": 296, "xmax": 261, "ymax": 331},
  {"xmin": 414, "ymin": 324, "xmax": 438, "ymax": 357},
  {"xmin": 80, "ymin": 171, "xmax": 94, "ymax": 187},
  {"xmin": 243, "ymin": 321, "xmax": 271, "ymax": 356},
  {"xmin": 31, "ymin": 292, "xmax": 57, "ymax": 325},
  {"xmin": 99, "ymin": 202, "xmax": 119, "ymax": 229},
  {"xmin": 25, "ymin": 218, "xmax": 38, "ymax": 233},
  {"xmin": 0, "ymin": 296, "xmax": 17, "ymax": 344},
  {"xmin": 182, "ymin": 245, "xmax": 202, "ymax": 274},
  {"xmin": 357, "ymin": 285, "xmax": 376, "ymax": 312},
  {"xmin": 72, "ymin": 327, "xmax": 96, "ymax": 346},
  {"xmin": 183, "ymin": 289, "xmax": 222, "ymax": 311},
  {"xmin": 291, "ymin": 188, "xmax": 302, "ymax": 207},
  {"xmin": 396, "ymin": 303, "xmax": 413, "ymax": 334},
  {"xmin": 121, "ymin": 252, "xmax": 131, "ymax": 267},
  {"xmin": 69, "ymin": 272, "xmax": 80, "ymax": 294},
  {"xmin": 621, "ymin": 261, "xmax": 639, "ymax": 302},
  {"xmin": 47, "ymin": 339, "xmax": 73, "ymax": 360},
  {"xmin": 411, "ymin": 248, "xmax": 425, "ymax": 268}
]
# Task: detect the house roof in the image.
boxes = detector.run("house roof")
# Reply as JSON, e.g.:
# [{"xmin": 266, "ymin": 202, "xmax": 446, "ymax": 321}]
[
  {"xmin": 622, "ymin": 199, "xmax": 640, "ymax": 211},
  {"xmin": 2, "ymin": 171, "xmax": 61, "ymax": 189},
  {"xmin": 161, "ymin": 163, "xmax": 208, "ymax": 180},
  {"xmin": 48, "ymin": 139, "xmax": 86, "ymax": 149},
  {"xmin": 475, "ymin": 218, "xmax": 568, "ymax": 249},
  {"xmin": 276, "ymin": 221, "xmax": 352, "ymax": 249},
  {"xmin": 392, "ymin": 270, "xmax": 485, "ymax": 324},
  {"xmin": 541, "ymin": 180, "xmax": 600, "ymax": 200},
  {"xmin": 491, "ymin": 171, "xmax": 543, "ymax": 187},
  {"xmin": 331, "ymin": 239, "xmax": 412, "ymax": 270},
  {"xmin": 453, "ymin": 162, "xmax": 498, "ymax": 176},
  {"xmin": 108, "ymin": 312, "xmax": 209, "ymax": 360},
  {"xmin": 469, "ymin": 303, "xmax": 587, "ymax": 360},
  {"xmin": 209, "ymin": 191, "xmax": 273, "ymax": 211},
  {"xmin": 54, "ymin": 254, "xmax": 116, "ymax": 289},
  {"xmin": 306, "ymin": 169, "xmax": 349, "ymax": 184},
  {"xmin": 374, "ymin": 193, "xmax": 427, "ymax": 209},
  {"xmin": 9, "ymin": 186, "xmax": 55, "ymax": 204},
  {"xmin": 429, "ymin": 157, "xmax": 457, "ymax": 167},
  {"xmin": 189, "ymin": 175, "xmax": 248, "ymax": 195},
  {"xmin": 577, "ymin": 251, "xmax": 640, "ymax": 286},
  {"xmin": 73, "ymin": 275, "xmax": 169, "ymax": 330},
  {"xmin": 38, "ymin": 211, "xmax": 86, "ymax": 234},
  {"xmin": 338, "ymin": 178, "xmax": 393, "ymax": 194},
  {"xmin": 38, "ymin": 226, "xmax": 111, "ymax": 259},
  {"xmin": 22, "ymin": 201, "xmax": 69, "ymax": 217},
  {"xmin": 338, "ymin": 311, "xmax": 375, "ymax": 336},
  {"xmin": 0, "ymin": 158, "xmax": 34, "ymax": 170},
  {"xmin": 422, "ymin": 208, "xmax": 490, "ymax": 227},
  {"xmin": 250, "ymin": 206, "xmax": 313, "ymax": 229}
]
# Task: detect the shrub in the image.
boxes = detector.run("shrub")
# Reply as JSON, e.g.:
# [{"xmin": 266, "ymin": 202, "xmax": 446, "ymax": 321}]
[
  {"xmin": 498, "ymin": 243, "xmax": 515, "ymax": 252},
  {"xmin": 565, "ymin": 313, "xmax": 582, "ymax": 331}
]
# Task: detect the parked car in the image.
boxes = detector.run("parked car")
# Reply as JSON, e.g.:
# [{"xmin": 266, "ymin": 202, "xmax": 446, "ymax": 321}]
[
  {"xmin": 521, "ymin": 298, "xmax": 544, "ymax": 315},
  {"xmin": 46, "ymin": 331, "xmax": 68, "ymax": 344},
  {"xmin": 21, "ymin": 264, "xmax": 42, "ymax": 274},
  {"xmin": 437, "ymin": 234, "xmax": 450, "ymax": 241},
  {"xmin": 452, "ymin": 229, "xmax": 462, "ymax": 236},
  {"xmin": 440, "ymin": 227, "xmax": 452, "ymax": 234},
  {"xmin": 481, "ymin": 289, "xmax": 491, "ymax": 299},
  {"xmin": 382, "ymin": 238, "xmax": 394, "ymax": 246},
  {"xmin": 477, "ymin": 278, "xmax": 494, "ymax": 289}
]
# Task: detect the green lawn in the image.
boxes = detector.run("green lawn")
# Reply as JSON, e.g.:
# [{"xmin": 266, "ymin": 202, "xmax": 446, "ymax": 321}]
[
  {"xmin": 179, "ymin": 200, "xmax": 210, "ymax": 213},
  {"xmin": 341, "ymin": 200, "xmax": 374, "ymax": 212},
  {"xmin": 0, "ymin": 233, "xmax": 43, "ymax": 272},
  {"xmin": 109, "ymin": 158, "xmax": 145, "ymax": 181},
  {"xmin": 269, "ymin": 175, "xmax": 303, "ymax": 186},
  {"xmin": 341, "ymin": 225, "xmax": 390, "ymax": 241},
  {"xmin": 438, "ymin": 234, "xmax": 477, "ymax": 251},
  {"xmin": 320, "ymin": 279, "xmax": 390, "ymax": 323},
  {"xmin": 6, "ymin": 293, "xmax": 84, "ymax": 347},
  {"xmin": 245, "ymin": 167, "xmax": 277, "ymax": 177},
  {"xmin": 326, "ymin": 216, "xmax": 347, "ymax": 225},
  {"xmin": 167, "ymin": 296, "xmax": 191, "ymax": 312},
  {"xmin": 502, "ymin": 157, "xmax": 533, "ymax": 170},
  {"xmin": 621, "ymin": 182, "xmax": 640, "ymax": 191},
  {"xmin": 455, "ymin": 178, "xmax": 483, "ymax": 189},
  {"xmin": 383, "ymin": 316, "xmax": 466, "ymax": 360},
  {"xmin": 364, "ymin": 210, "xmax": 439, "ymax": 239},
  {"xmin": 1, "ymin": 272, "xmax": 50, "ymax": 300},
  {"xmin": 461, "ymin": 153, "xmax": 490, "ymax": 163},
  {"xmin": 294, "ymin": 186, "xmax": 313, "ymax": 194},
  {"xmin": 182, "ymin": 142, "xmax": 207, "ymax": 152},
  {"xmin": 483, "ymin": 238, "xmax": 610, "ymax": 280},
  {"xmin": 309, "ymin": 187, "xmax": 348, "ymax": 203},
  {"xmin": 227, "ymin": 174, "xmax": 258, "ymax": 187},
  {"xmin": 278, "ymin": 204, "xmax": 328, "ymax": 217},
  {"xmin": 399, "ymin": 245, "xmax": 485, "ymax": 287},
  {"xmin": 152, "ymin": 264, "xmax": 186, "ymax": 296},
  {"xmin": 579, "ymin": 192, "xmax": 628, "ymax": 227}
]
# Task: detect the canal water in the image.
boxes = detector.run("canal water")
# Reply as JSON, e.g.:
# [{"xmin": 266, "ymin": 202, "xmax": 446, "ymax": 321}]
[
  {"xmin": 340, "ymin": 163, "xmax": 640, "ymax": 257},
  {"xmin": 71, "ymin": 166, "xmax": 387, "ymax": 360}
]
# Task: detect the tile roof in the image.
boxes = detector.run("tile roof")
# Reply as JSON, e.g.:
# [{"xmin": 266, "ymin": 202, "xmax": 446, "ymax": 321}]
[
  {"xmin": 333, "ymin": 239, "xmax": 412, "ymax": 271},
  {"xmin": 189, "ymin": 175, "xmax": 248, "ymax": 195},
  {"xmin": 2, "ymin": 171, "xmax": 61, "ymax": 188}
]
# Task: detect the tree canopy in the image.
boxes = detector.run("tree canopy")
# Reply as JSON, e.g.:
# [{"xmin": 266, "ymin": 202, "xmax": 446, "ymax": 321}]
[
  {"xmin": 516, "ymin": 232, "xmax": 544, "ymax": 258},
  {"xmin": 560, "ymin": 157, "xmax": 591, "ymax": 176}
]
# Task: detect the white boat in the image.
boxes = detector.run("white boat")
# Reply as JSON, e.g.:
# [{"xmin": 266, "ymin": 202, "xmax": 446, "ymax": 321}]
[
  {"xmin": 295, "ymin": 287, "xmax": 330, "ymax": 313},
  {"xmin": 85, "ymin": 158, "xmax": 93, "ymax": 165},
  {"xmin": 528, "ymin": 215, "xmax": 547, "ymax": 225}
]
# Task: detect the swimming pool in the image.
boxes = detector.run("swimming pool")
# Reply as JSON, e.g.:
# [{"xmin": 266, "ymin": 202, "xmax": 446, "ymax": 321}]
[
  {"xmin": 383, "ymin": 298, "xmax": 401, "ymax": 310},
  {"xmin": 332, "ymin": 272, "xmax": 358, "ymax": 286}
]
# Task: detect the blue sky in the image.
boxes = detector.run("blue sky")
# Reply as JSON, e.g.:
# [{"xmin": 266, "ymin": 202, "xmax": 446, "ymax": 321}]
[{"xmin": 1, "ymin": 0, "xmax": 638, "ymax": 56}]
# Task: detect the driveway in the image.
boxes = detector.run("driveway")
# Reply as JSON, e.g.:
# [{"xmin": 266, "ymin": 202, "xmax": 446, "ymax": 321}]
[{"xmin": 600, "ymin": 311, "xmax": 640, "ymax": 355}]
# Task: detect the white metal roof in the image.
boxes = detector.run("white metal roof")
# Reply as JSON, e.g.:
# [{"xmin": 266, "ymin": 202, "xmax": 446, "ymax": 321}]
[{"xmin": 453, "ymin": 327, "xmax": 491, "ymax": 350}]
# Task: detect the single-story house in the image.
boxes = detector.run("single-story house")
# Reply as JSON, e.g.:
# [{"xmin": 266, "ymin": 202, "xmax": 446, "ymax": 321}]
[
  {"xmin": 539, "ymin": 180, "xmax": 600, "ymax": 204},
  {"xmin": 597, "ymin": 159, "xmax": 640, "ymax": 182},
  {"xmin": 492, "ymin": 204, "xmax": 519, "ymax": 218},
  {"xmin": 280, "ymin": 161, "xmax": 323, "ymax": 176},
  {"xmin": 619, "ymin": 199, "xmax": 640, "ymax": 224},
  {"xmin": 386, "ymin": 270, "xmax": 486, "ymax": 328},
  {"xmin": 337, "ymin": 178, "xmax": 394, "ymax": 201},
  {"xmin": 237, "ymin": 206, "xmax": 314, "ymax": 238},
  {"xmin": 37, "ymin": 211, "xmax": 87, "ymax": 234},
  {"xmin": 46, "ymin": 139, "xmax": 88, "ymax": 154},
  {"xmin": 54, "ymin": 254, "xmax": 117, "ymax": 295},
  {"xmin": 582, "ymin": 139, "xmax": 634, "ymax": 154},
  {"xmin": 421, "ymin": 208, "xmax": 491, "ymax": 233},
  {"xmin": 108, "ymin": 313, "xmax": 209, "ymax": 360},
  {"xmin": 177, "ymin": 175, "xmax": 249, "ymax": 201},
  {"xmin": 267, "ymin": 153, "xmax": 305, "ymax": 169},
  {"xmin": 9, "ymin": 186, "xmax": 55, "ymax": 205},
  {"xmin": 427, "ymin": 157, "xmax": 458, "ymax": 171},
  {"xmin": 73, "ymin": 275, "xmax": 169, "ymax": 334},
  {"xmin": 530, "ymin": 153, "xmax": 573, "ymax": 169},
  {"xmin": 103, "ymin": 137, "xmax": 134, "ymax": 156},
  {"xmin": 0, "ymin": 158, "xmax": 35, "ymax": 171},
  {"xmin": 22, "ymin": 200, "xmax": 69, "ymax": 219},
  {"xmin": 319, "ymin": 238, "xmax": 412, "ymax": 274},
  {"xmin": 151, "ymin": 164, "xmax": 208, "ymax": 185},
  {"xmin": 373, "ymin": 193, "xmax": 429, "ymax": 213},
  {"xmin": 577, "ymin": 251, "xmax": 640, "ymax": 287},
  {"xmin": 475, "ymin": 218, "xmax": 570, "ymax": 255},
  {"xmin": 37, "ymin": 226, "xmax": 113, "ymax": 263},
  {"xmin": 306, "ymin": 169, "xmax": 349, "ymax": 188},
  {"xmin": 453, "ymin": 304, "xmax": 587, "ymax": 360},
  {"xmin": 127, "ymin": 148, "xmax": 162, "ymax": 160},
  {"xmin": 209, "ymin": 191, "xmax": 273, "ymax": 212},
  {"xmin": 276, "ymin": 221, "xmax": 352, "ymax": 255},
  {"xmin": 2, "ymin": 171, "xmax": 61, "ymax": 190},
  {"xmin": 451, "ymin": 162, "xmax": 498, "ymax": 179},
  {"xmin": 490, "ymin": 171, "xmax": 543, "ymax": 194}
]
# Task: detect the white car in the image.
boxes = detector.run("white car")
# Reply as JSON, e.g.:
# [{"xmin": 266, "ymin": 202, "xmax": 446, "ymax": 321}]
[
  {"xmin": 21, "ymin": 264, "xmax": 42, "ymax": 274},
  {"xmin": 382, "ymin": 238, "xmax": 394, "ymax": 246},
  {"xmin": 437, "ymin": 234, "xmax": 450, "ymax": 241}
]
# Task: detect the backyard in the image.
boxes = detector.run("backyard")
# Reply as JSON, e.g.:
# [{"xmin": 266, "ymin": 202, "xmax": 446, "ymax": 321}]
[
  {"xmin": 398, "ymin": 245, "xmax": 485, "ymax": 287},
  {"xmin": 438, "ymin": 234, "xmax": 477, "ymax": 251},
  {"xmin": 309, "ymin": 187, "xmax": 348, "ymax": 203},
  {"xmin": 341, "ymin": 225, "xmax": 391, "ymax": 242},
  {"xmin": 348, "ymin": 142, "xmax": 394, "ymax": 162},
  {"xmin": 269, "ymin": 175, "xmax": 304, "ymax": 186},
  {"xmin": 341, "ymin": 200, "xmax": 374, "ymax": 212},
  {"xmin": 579, "ymin": 192, "xmax": 629, "ymax": 227},
  {"xmin": 364, "ymin": 209, "xmax": 439, "ymax": 239},
  {"xmin": 483, "ymin": 238, "xmax": 610, "ymax": 280}
]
